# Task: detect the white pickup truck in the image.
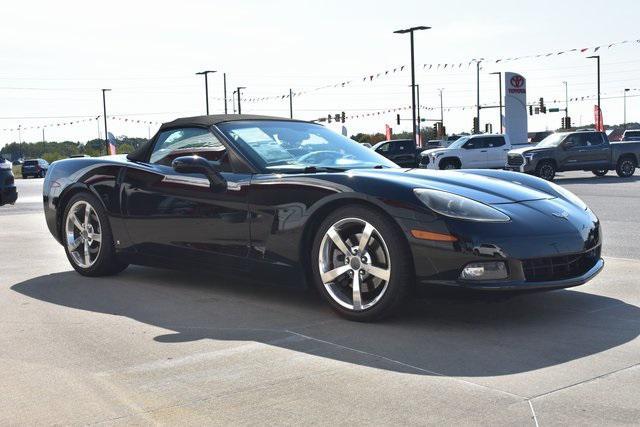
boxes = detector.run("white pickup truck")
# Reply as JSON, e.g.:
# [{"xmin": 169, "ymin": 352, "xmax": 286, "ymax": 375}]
[{"xmin": 418, "ymin": 134, "xmax": 513, "ymax": 170}]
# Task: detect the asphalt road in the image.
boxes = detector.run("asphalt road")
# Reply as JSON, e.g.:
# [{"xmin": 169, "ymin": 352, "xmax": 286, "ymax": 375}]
[{"xmin": 1, "ymin": 172, "xmax": 639, "ymax": 425}]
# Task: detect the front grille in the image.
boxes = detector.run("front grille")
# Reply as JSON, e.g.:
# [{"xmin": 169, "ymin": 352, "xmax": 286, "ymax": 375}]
[
  {"xmin": 522, "ymin": 246, "xmax": 600, "ymax": 282},
  {"xmin": 507, "ymin": 155, "xmax": 524, "ymax": 166}
]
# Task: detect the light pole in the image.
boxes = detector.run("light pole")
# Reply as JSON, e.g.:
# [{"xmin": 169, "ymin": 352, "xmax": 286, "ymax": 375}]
[
  {"xmin": 289, "ymin": 88, "xmax": 293, "ymax": 119},
  {"xmin": 232, "ymin": 90, "xmax": 237, "ymax": 113},
  {"xmin": 223, "ymin": 73, "xmax": 228, "ymax": 114},
  {"xmin": 563, "ymin": 81, "xmax": 569, "ymax": 122},
  {"xmin": 624, "ymin": 88, "xmax": 631, "ymax": 129},
  {"xmin": 195, "ymin": 70, "xmax": 217, "ymax": 115},
  {"xmin": 394, "ymin": 26, "xmax": 431, "ymax": 147},
  {"xmin": 439, "ymin": 88, "xmax": 444, "ymax": 130},
  {"xmin": 101, "ymin": 89, "xmax": 111, "ymax": 155},
  {"xmin": 490, "ymin": 72, "xmax": 502, "ymax": 133},
  {"xmin": 476, "ymin": 60, "xmax": 482, "ymax": 133},
  {"xmin": 236, "ymin": 87, "xmax": 246, "ymax": 114},
  {"xmin": 587, "ymin": 56, "xmax": 601, "ymax": 109}
]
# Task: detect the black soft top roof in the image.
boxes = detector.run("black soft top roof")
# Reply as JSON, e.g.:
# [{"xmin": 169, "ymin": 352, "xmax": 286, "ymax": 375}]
[
  {"xmin": 158, "ymin": 114, "xmax": 306, "ymax": 131},
  {"xmin": 128, "ymin": 114, "xmax": 311, "ymax": 162}
]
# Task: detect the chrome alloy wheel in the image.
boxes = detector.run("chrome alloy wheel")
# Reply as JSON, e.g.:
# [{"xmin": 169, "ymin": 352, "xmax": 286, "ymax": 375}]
[
  {"xmin": 318, "ymin": 218, "xmax": 391, "ymax": 311},
  {"xmin": 65, "ymin": 200, "xmax": 102, "ymax": 268}
]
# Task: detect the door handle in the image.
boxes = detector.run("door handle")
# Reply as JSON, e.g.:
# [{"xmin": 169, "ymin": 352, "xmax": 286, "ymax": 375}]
[
  {"xmin": 480, "ymin": 150, "xmax": 487, "ymax": 153},
  {"xmin": 578, "ymin": 150, "xmax": 587, "ymax": 153}
]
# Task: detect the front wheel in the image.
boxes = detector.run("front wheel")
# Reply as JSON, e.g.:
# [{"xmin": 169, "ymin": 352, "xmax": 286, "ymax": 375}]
[
  {"xmin": 311, "ymin": 206, "xmax": 413, "ymax": 321},
  {"xmin": 62, "ymin": 192, "xmax": 128, "ymax": 276},
  {"xmin": 616, "ymin": 157, "xmax": 636, "ymax": 178},
  {"xmin": 536, "ymin": 161, "xmax": 556, "ymax": 181},
  {"xmin": 592, "ymin": 169, "xmax": 608, "ymax": 177}
]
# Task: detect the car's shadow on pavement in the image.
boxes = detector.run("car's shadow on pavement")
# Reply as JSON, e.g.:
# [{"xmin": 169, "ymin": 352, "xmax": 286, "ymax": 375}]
[
  {"xmin": 555, "ymin": 174, "xmax": 640, "ymax": 184},
  {"xmin": 11, "ymin": 266, "xmax": 640, "ymax": 378}
]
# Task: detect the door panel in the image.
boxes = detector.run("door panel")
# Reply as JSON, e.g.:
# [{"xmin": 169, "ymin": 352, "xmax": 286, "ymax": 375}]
[
  {"xmin": 122, "ymin": 164, "xmax": 251, "ymax": 269},
  {"xmin": 461, "ymin": 138, "xmax": 488, "ymax": 167}
]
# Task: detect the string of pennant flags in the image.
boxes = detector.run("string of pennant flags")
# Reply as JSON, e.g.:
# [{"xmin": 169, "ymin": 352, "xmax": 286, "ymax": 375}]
[
  {"xmin": 0, "ymin": 115, "xmax": 162, "ymax": 132},
  {"xmin": 230, "ymin": 37, "xmax": 640, "ymax": 104}
]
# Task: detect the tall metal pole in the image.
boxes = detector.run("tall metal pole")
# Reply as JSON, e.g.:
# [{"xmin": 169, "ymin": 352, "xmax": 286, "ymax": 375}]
[
  {"xmin": 563, "ymin": 81, "xmax": 569, "ymax": 121},
  {"xmin": 196, "ymin": 70, "xmax": 217, "ymax": 115},
  {"xmin": 394, "ymin": 26, "xmax": 430, "ymax": 147},
  {"xmin": 490, "ymin": 72, "xmax": 502, "ymax": 133},
  {"xmin": 624, "ymin": 88, "xmax": 630, "ymax": 129},
  {"xmin": 101, "ymin": 89, "xmax": 111, "ymax": 155},
  {"xmin": 476, "ymin": 61, "xmax": 481, "ymax": 133},
  {"xmin": 236, "ymin": 87, "xmax": 246, "ymax": 114},
  {"xmin": 289, "ymin": 88, "xmax": 293, "ymax": 119},
  {"xmin": 223, "ymin": 73, "xmax": 228, "ymax": 114},
  {"xmin": 232, "ymin": 91, "xmax": 237, "ymax": 113},
  {"xmin": 439, "ymin": 89, "xmax": 444, "ymax": 129},
  {"xmin": 416, "ymin": 84, "xmax": 421, "ymax": 136},
  {"xmin": 588, "ymin": 56, "xmax": 601, "ymax": 109},
  {"xmin": 42, "ymin": 128, "xmax": 45, "ymax": 156}
]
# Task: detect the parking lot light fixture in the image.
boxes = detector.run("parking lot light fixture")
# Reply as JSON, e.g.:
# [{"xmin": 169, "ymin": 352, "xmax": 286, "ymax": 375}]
[
  {"xmin": 196, "ymin": 70, "xmax": 217, "ymax": 115},
  {"xmin": 394, "ymin": 26, "xmax": 431, "ymax": 147}
]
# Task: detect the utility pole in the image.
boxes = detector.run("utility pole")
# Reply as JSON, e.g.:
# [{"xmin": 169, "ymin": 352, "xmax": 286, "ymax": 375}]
[
  {"xmin": 101, "ymin": 89, "xmax": 111, "ymax": 155},
  {"xmin": 42, "ymin": 128, "xmax": 45, "ymax": 156},
  {"xmin": 232, "ymin": 90, "xmax": 237, "ymax": 113},
  {"xmin": 289, "ymin": 88, "xmax": 293, "ymax": 119},
  {"xmin": 415, "ymin": 84, "xmax": 421, "ymax": 138},
  {"xmin": 490, "ymin": 72, "xmax": 502, "ymax": 133},
  {"xmin": 236, "ymin": 87, "xmax": 246, "ymax": 114},
  {"xmin": 587, "ymin": 56, "xmax": 601, "ymax": 109},
  {"xmin": 223, "ymin": 72, "xmax": 228, "ymax": 114},
  {"xmin": 624, "ymin": 88, "xmax": 631, "ymax": 129},
  {"xmin": 439, "ymin": 88, "xmax": 444, "ymax": 131},
  {"xmin": 394, "ymin": 26, "xmax": 431, "ymax": 147},
  {"xmin": 563, "ymin": 81, "xmax": 569, "ymax": 122},
  {"xmin": 476, "ymin": 60, "xmax": 481, "ymax": 133},
  {"xmin": 196, "ymin": 70, "xmax": 217, "ymax": 115}
]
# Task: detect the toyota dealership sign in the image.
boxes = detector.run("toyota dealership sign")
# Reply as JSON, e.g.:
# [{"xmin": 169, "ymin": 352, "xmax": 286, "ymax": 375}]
[{"xmin": 504, "ymin": 72, "xmax": 528, "ymax": 145}]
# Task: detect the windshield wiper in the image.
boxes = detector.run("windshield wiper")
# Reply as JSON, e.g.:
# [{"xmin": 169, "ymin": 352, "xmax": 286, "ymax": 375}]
[{"xmin": 303, "ymin": 166, "xmax": 347, "ymax": 173}]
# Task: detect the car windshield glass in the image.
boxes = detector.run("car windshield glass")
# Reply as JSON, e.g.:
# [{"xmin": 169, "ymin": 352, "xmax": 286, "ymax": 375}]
[
  {"xmin": 217, "ymin": 121, "xmax": 398, "ymax": 171},
  {"xmin": 536, "ymin": 133, "xmax": 566, "ymax": 148},
  {"xmin": 447, "ymin": 136, "xmax": 470, "ymax": 149},
  {"xmin": 24, "ymin": 160, "xmax": 38, "ymax": 166}
]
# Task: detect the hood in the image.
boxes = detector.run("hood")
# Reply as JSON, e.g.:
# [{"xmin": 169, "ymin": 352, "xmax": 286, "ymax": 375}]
[
  {"xmin": 420, "ymin": 148, "xmax": 448, "ymax": 157},
  {"xmin": 508, "ymin": 145, "xmax": 551, "ymax": 155},
  {"xmin": 350, "ymin": 168, "xmax": 555, "ymax": 205}
]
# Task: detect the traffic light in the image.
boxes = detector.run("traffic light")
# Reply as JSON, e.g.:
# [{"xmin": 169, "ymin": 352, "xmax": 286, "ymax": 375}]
[
  {"xmin": 529, "ymin": 105, "xmax": 533, "ymax": 116},
  {"xmin": 539, "ymin": 97, "xmax": 546, "ymax": 114},
  {"xmin": 561, "ymin": 117, "xmax": 566, "ymax": 129},
  {"xmin": 327, "ymin": 114, "xmax": 332, "ymax": 123},
  {"xmin": 473, "ymin": 117, "xmax": 479, "ymax": 134},
  {"xmin": 566, "ymin": 116, "xmax": 572, "ymax": 129},
  {"xmin": 396, "ymin": 114, "xmax": 401, "ymax": 125},
  {"xmin": 334, "ymin": 113, "xmax": 340, "ymax": 122},
  {"xmin": 433, "ymin": 122, "xmax": 438, "ymax": 134},
  {"xmin": 341, "ymin": 111, "xmax": 346, "ymax": 123},
  {"xmin": 485, "ymin": 123, "xmax": 493, "ymax": 133},
  {"xmin": 535, "ymin": 107, "xmax": 540, "ymax": 115}
]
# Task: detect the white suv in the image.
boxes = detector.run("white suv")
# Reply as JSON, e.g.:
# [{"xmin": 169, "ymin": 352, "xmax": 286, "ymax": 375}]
[{"xmin": 419, "ymin": 134, "xmax": 512, "ymax": 170}]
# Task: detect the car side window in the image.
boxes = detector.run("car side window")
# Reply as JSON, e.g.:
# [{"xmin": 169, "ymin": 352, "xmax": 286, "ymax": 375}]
[
  {"xmin": 563, "ymin": 134, "xmax": 583, "ymax": 149},
  {"xmin": 464, "ymin": 138, "xmax": 485, "ymax": 149},
  {"xmin": 376, "ymin": 143, "xmax": 390, "ymax": 153},
  {"xmin": 150, "ymin": 127, "xmax": 232, "ymax": 172},
  {"xmin": 584, "ymin": 133, "xmax": 603, "ymax": 146},
  {"xmin": 398, "ymin": 140, "xmax": 413, "ymax": 151},
  {"xmin": 488, "ymin": 137, "xmax": 506, "ymax": 148}
]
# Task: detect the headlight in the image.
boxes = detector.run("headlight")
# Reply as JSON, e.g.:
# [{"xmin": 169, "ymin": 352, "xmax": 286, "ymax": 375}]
[
  {"xmin": 548, "ymin": 182, "xmax": 587, "ymax": 210},
  {"xmin": 523, "ymin": 152, "xmax": 535, "ymax": 160},
  {"xmin": 432, "ymin": 152, "xmax": 444, "ymax": 158},
  {"xmin": 414, "ymin": 189, "xmax": 511, "ymax": 222}
]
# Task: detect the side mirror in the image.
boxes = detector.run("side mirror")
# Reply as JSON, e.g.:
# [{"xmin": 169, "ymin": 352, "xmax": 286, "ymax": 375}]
[{"xmin": 171, "ymin": 155, "xmax": 227, "ymax": 191}]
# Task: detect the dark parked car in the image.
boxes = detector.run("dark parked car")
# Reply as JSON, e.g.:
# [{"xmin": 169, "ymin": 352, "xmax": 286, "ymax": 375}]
[
  {"xmin": 506, "ymin": 130, "xmax": 640, "ymax": 180},
  {"xmin": 43, "ymin": 115, "xmax": 603, "ymax": 321},
  {"xmin": 0, "ymin": 157, "xmax": 18, "ymax": 206},
  {"xmin": 372, "ymin": 139, "xmax": 425, "ymax": 167},
  {"xmin": 22, "ymin": 158, "xmax": 49, "ymax": 178}
]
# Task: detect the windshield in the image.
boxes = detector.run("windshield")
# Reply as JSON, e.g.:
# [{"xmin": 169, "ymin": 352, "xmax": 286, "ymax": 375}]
[
  {"xmin": 217, "ymin": 121, "xmax": 398, "ymax": 171},
  {"xmin": 536, "ymin": 133, "xmax": 566, "ymax": 148},
  {"xmin": 447, "ymin": 136, "xmax": 470, "ymax": 149}
]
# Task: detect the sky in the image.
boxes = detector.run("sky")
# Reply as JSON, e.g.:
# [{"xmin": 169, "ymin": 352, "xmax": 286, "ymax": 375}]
[{"xmin": 2, "ymin": 0, "xmax": 640, "ymax": 146}]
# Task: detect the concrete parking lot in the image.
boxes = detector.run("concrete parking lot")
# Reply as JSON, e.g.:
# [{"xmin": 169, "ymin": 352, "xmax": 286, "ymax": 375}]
[{"xmin": 1, "ymin": 172, "xmax": 639, "ymax": 425}]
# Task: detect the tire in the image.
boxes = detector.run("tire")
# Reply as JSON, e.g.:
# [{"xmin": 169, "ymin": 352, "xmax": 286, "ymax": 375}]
[
  {"xmin": 61, "ymin": 192, "xmax": 128, "ymax": 277},
  {"xmin": 310, "ymin": 205, "xmax": 413, "ymax": 321},
  {"xmin": 616, "ymin": 157, "xmax": 636, "ymax": 178},
  {"xmin": 440, "ymin": 159, "xmax": 460, "ymax": 170},
  {"xmin": 536, "ymin": 161, "xmax": 556, "ymax": 181},
  {"xmin": 592, "ymin": 169, "xmax": 608, "ymax": 177}
]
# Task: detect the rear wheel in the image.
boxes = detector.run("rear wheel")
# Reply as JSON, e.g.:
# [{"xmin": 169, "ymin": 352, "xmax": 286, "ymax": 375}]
[
  {"xmin": 536, "ymin": 161, "xmax": 556, "ymax": 181},
  {"xmin": 592, "ymin": 169, "xmax": 608, "ymax": 177},
  {"xmin": 616, "ymin": 157, "xmax": 636, "ymax": 178},
  {"xmin": 311, "ymin": 206, "xmax": 413, "ymax": 321},
  {"xmin": 62, "ymin": 192, "xmax": 128, "ymax": 276}
]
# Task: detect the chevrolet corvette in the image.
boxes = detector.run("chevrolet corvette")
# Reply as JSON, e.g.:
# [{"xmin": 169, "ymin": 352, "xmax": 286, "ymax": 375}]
[{"xmin": 43, "ymin": 115, "xmax": 603, "ymax": 321}]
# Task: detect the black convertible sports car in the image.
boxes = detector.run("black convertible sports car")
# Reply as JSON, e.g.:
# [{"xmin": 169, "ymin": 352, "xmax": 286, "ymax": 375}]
[{"xmin": 43, "ymin": 114, "xmax": 603, "ymax": 321}]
